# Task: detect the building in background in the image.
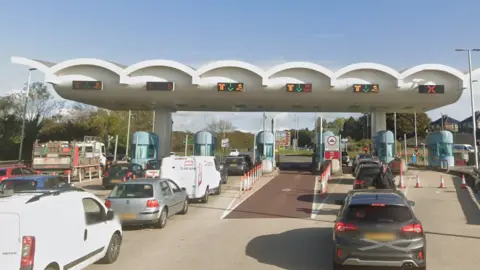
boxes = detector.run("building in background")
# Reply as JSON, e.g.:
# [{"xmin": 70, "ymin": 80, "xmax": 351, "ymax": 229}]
[
  {"xmin": 459, "ymin": 111, "xmax": 480, "ymax": 133},
  {"xmin": 275, "ymin": 131, "xmax": 291, "ymax": 148},
  {"xmin": 429, "ymin": 115, "xmax": 459, "ymax": 133}
]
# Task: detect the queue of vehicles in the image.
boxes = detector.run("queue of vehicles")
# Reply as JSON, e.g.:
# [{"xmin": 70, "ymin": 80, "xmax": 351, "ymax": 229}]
[{"xmin": 333, "ymin": 154, "xmax": 425, "ymax": 269}]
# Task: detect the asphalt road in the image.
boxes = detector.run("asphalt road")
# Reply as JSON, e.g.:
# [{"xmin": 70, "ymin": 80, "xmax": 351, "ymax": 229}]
[{"xmin": 85, "ymin": 169, "xmax": 480, "ymax": 270}]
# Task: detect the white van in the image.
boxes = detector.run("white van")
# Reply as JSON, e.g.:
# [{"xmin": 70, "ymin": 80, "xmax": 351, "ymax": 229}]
[
  {"xmin": 0, "ymin": 188, "xmax": 122, "ymax": 270},
  {"xmin": 161, "ymin": 156, "xmax": 222, "ymax": 203},
  {"xmin": 453, "ymin": 144, "xmax": 475, "ymax": 153}
]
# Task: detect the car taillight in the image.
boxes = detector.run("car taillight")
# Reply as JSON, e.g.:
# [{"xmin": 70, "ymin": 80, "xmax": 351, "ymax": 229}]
[
  {"xmin": 35, "ymin": 170, "xmax": 42, "ymax": 174},
  {"xmin": 20, "ymin": 236, "xmax": 35, "ymax": 268},
  {"xmin": 371, "ymin": 204, "xmax": 385, "ymax": 206},
  {"xmin": 354, "ymin": 180, "xmax": 366, "ymax": 185},
  {"xmin": 103, "ymin": 171, "xmax": 109, "ymax": 177},
  {"xmin": 146, "ymin": 199, "xmax": 160, "ymax": 208},
  {"xmin": 335, "ymin": 221, "xmax": 358, "ymax": 232},
  {"xmin": 105, "ymin": 199, "xmax": 112, "ymax": 208},
  {"xmin": 401, "ymin": 223, "xmax": 423, "ymax": 233}
]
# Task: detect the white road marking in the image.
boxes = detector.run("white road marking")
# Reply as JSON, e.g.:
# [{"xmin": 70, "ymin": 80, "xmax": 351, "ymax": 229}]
[
  {"xmin": 311, "ymin": 177, "xmax": 342, "ymax": 219},
  {"xmin": 403, "ymin": 175, "xmax": 413, "ymax": 196},
  {"xmin": 220, "ymin": 193, "xmax": 241, "ymax": 219}
]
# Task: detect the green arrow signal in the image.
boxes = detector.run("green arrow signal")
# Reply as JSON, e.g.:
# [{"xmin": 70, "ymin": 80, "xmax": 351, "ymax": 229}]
[
  {"xmin": 296, "ymin": 84, "xmax": 302, "ymax": 92},
  {"xmin": 227, "ymin": 83, "xmax": 234, "ymax": 92}
]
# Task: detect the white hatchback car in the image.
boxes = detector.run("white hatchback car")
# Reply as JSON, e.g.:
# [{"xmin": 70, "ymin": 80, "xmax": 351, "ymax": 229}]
[
  {"xmin": 0, "ymin": 187, "xmax": 122, "ymax": 270},
  {"xmin": 229, "ymin": 149, "xmax": 240, "ymax": 156}
]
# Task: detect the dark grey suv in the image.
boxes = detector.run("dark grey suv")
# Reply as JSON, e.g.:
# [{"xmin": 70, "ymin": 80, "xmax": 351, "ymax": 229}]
[{"xmin": 333, "ymin": 190, "xmax": 426, "ymax": 269}]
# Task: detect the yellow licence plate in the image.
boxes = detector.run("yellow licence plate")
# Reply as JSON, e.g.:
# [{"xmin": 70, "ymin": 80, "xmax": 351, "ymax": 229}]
[
  {"xmin": 368, "ymin": 186, "xmax": 376, "ymax": 190},
  {"xmin": 111, "ymin": 180, "xmax": 121, "ymax": 183},
  {"xmin": 364, "ymin": 233, "xmax": 396, "ymax": 241},
  {"xmin": 119, "ymin": 213, "xmax": 136, "ymax": 220},
  {"xmin": 230, "ymin": 164, "xmax": 237, "ymax": 166}
]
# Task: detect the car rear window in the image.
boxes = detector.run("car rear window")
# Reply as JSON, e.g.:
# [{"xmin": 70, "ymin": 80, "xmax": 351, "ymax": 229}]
[
  {"xmin": 109, "ymin": 184, "xmax": 154, "ymax": 198},
  {"xmin": 225, "ymin": 158, "xmax": 243, "ymax": 164},
  {"xmin": 0, "ymin": 169, "xmax": 6, "ymax": 176},
  {"xmin": 358, "ymin": 154, "xmax": 371, "ymax": 159},
  {"xmin": 0, "ymin": 180, "xmax": 38, "ymax": 191},
  {"xmin": 357, "ymin": 166, "xmax": 381, "ymax": 181},
  {"xmin": 345, "ymin": 204, "xmax": 413, "ymax": 223},
  {"xmin": 146, "ymin": 160, "xmax": 161, "ymax": 170},
  {"xmin": 108, "ymin": 165, "xmax": 131, "ymax": 176}
]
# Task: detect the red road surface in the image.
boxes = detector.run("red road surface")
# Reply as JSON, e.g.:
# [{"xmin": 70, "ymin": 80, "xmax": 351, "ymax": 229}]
[{"xmin": 224, "ymin": 171, "xmax": 316, "ymax": 219}]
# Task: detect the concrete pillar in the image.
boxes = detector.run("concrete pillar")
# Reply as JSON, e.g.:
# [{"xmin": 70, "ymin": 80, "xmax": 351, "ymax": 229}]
[
  {"xmin": 370, "ymin": 112, "xmax": 387, "ymax": 142},
  {"xmin": 154, "ymin": 109, "xmax": 173, "ymax": 158}
]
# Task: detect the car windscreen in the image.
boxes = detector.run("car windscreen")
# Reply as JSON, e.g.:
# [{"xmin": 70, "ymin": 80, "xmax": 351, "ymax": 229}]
[
  {"xmin": 345, "ymin": 204, "xmax": 413, "ymax": 223},
  {"xmin": 108, "ymin": 165, "xmax": 131, "ymax": 176},
  {"xmin": 0, "ymin": 169, "xmax": 6, "ymax": 176},
  {"xmin": 225, "ymin": 158, "xmax": 244, "ymax": 164},
  {"xmin": 0, "ymin": 180, "xmax": 38, "ymax": 191},
  {"xmin": 109, "ymin": 184, "xmax": 154, "ymax": 198},
  {"xmin": 357, "ymin": 166, "xmax": 381, "ymax": 182},
  {"xmin": 358, "ymin": 154, "xmax": 372, "ymax": 159}
]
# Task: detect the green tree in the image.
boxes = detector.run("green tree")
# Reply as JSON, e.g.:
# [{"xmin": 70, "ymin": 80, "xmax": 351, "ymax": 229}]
[{"xmin": 386, "ymin": 113, "xmax": 431, "ymax": 139}]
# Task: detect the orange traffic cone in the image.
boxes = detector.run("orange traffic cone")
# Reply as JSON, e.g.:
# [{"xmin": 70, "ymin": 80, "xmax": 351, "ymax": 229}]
[
  {"xmin": 415, "ymin": 175, "xmax": 422, "ymax": 188},
  {"xmin": 439, "ymin": 175, "xmax": 445, "ymax": 188},
  {"xmin": 461, "ymin": 174, "xmax": 467, "ymax": 189},
  {"xmin": 398, "ymin": 175, "xmax": 406, "ymax": 189}
]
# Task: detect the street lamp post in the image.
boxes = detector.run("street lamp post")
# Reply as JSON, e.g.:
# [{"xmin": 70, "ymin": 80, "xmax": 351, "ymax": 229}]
[
  {"xmin": 456, "ymin": 48, "xmax": 480, "ymax": 169},
  {"xmin": 18, "ymin": 68, "xmax": 36, "ymax": 161},
  {"xmin": 125, "ymin": 110, "xmax": 132, "ymax": 158}
]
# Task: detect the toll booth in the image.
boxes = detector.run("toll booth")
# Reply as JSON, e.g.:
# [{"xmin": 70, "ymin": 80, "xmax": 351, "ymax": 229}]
[
  {"xmin": 131, "ymin": 131, "xmax": 159, "ymax": 168},
  {"xmin": 194, "ymin": 131, "xmax": 217, "ymax": 156},
  {"xmin": 426, "ymin": 130, "xmax": 454, "ymax": 168},
  {"xmin": 255, "ymin": 131, "xmax": 274, "ymax": 163},
  {"xmin": 374, "ymin": 130, "xmax": 395, "ymax": 164}
]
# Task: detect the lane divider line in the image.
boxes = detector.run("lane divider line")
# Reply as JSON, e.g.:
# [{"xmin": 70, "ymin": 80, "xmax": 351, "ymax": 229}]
[{"xmin": 311, "ymin": 178, "xmax": 342, "ymax": 219}]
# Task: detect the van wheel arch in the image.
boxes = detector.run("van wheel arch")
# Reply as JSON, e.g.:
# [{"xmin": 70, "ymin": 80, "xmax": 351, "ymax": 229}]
[
  {"xmin": 45, "ymin": 262, "xmax": 60, "ymax": 270},
  {"xmin": 201, "ymin": 186, "xmax": 209, "ymax": 203}
]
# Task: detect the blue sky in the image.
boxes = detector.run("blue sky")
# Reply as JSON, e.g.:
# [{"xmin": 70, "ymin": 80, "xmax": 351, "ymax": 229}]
[{"xmin": 2, "ymin": 0, "xmax": 480, "ymax": 132}]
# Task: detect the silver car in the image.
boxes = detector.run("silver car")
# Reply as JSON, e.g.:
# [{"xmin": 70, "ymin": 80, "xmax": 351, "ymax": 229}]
[{"xmin": 105, "ymin": 178, "xmax": 189, "ymax": 228}]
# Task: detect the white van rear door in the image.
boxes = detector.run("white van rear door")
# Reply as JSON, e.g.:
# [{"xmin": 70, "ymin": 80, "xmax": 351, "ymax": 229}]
[{"xmin": 0, "ymin": 213, "xmax": 21, "ymax": 269}]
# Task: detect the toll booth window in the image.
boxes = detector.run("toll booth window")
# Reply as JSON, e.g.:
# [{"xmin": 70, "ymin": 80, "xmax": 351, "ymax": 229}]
[
  {"xmin": 85, "ymin": 146, "xmax": 93, "ymax": 153},
  {"xmin": 438, "ymin": 143, "xmax": 453, "ymax": 156},
  {"xmin": 147, "ymin": 145, "xmax": 155, "ymax": 158},
  {"xmin": 265, "ymin": 145, "xmax": 274, "ymax": 157}
]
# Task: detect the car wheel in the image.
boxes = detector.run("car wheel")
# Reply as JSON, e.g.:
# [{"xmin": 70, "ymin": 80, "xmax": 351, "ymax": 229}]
[
  {"xmin": 214, "ymin": 183, "xmax": 221, "ymax": 195},
  {"xmin": 154, "ymin": 208, "xmax": 168, "ymax": 229},
  {"xmin": 179, "ymin": 198, "xmax": 189, "ymax": 215},
  {"xmin": 100, "ymin": 233, "xmax": 122, "ymax": 264},
  {"xmin": 201, "ymin": 189, "xmax": 209, "ymax": 203}
]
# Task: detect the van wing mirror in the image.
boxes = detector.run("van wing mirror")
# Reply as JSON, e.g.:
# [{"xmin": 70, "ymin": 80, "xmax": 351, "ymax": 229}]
[
  {"xmin": 335, "ymin": 199, "xmax": 344, "ymax": 205},
  {"xmin": 181, "ymin": 187, "xmax": 186, "ymax": 192},
  {"xmin": 408, "ymin": 200, "xmax": 415, "ymax": 207}
]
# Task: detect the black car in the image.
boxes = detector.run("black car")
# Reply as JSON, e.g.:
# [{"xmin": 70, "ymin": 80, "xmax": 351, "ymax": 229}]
[
  {"xmin": 354, "ymin": 163, "xmax": 394, "ymax": 189},
  {"xmin": 224, "ymin": 156, "xmax": 249, "ymax": 175},
  {"xmin": 341, "ymin": 152, "xmax": 350, "ymax": 166},
  {"xmin": 215, "ymin": 158, "xmax": 228, "ymax": 184},
  {"xmin": 352, "ymin": 158, "xmax": 382, "ymax": 177},
  {"xmin": 237, "ymin": 153, "xmax": 253, "ymax": 170},
  {"xmin": 333, "ymin": 190, "xmax": 426, "ymax": 269},
  {"xmin": 352, "ymin": 154, "xmax": 374, "ymax": 171},
  {"xmin": 102, "ymin": 162, "xmax": 146, "ymax": 189}
]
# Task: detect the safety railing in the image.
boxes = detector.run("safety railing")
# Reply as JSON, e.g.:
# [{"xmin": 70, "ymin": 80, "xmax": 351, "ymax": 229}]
[{"xmin": 240, "ymin": 163, "xmax": 263, "ymax": 194}]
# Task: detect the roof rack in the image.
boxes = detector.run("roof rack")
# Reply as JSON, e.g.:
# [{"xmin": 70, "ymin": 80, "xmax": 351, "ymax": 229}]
[{"xmin": 25, "ymin": 187, "xmax": 85, "ymax": 204}]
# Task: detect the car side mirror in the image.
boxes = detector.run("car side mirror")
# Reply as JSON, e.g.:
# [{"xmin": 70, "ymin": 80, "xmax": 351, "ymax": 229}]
[
  {"xmin": 408, "ymin": 200, "xmax": 415, "ymax": 207},
  {"xmin": 335, "ymin": 199, "xmax": 344, "ymax": 205},
  {"xmin": 181, "ymin": 187, "xmax": 186, "ymax": 191},
  {"xmin": 106, "ymin": 210, "xmax": 115, "ymax": 221}
]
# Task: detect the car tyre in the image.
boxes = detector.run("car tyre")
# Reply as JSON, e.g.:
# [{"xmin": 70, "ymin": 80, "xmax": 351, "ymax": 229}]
[
  {"xmin": 154, "ymin": 208, "xmax": 168, "ymax": 229},
  {"xmin": 201, "ymin": 189, "xmax": 209, "ymax": 203},
  {"xmin": 214, "ymin": 183, "xmax": 221, "ymax": 195},
  {"xmin": 100, "ymin": 233, "xmax": 122, "ymax": 264},
  {"xmin": 179, "ymin": 198, "xmax": 189, "ymax": 215}
]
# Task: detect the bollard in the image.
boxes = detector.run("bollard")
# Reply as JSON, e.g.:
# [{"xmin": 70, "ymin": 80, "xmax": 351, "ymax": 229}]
[
  {"xmin": 89, "ymin": 167, "xmax": 92, "ymax": 180},
  {"xmin": 67, "ymin": 170, "xmax": 71, "ymax": 184},
  {"xmin": 240, "ymin": 176, "xmax": 244, "ymax": 192}
]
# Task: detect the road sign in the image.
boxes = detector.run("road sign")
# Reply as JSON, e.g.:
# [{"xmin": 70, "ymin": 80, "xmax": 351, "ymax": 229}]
[
  {"xmin": 325, "ymin": 136, "xmax": 339, "ymax": 151},
  {"xmin": 221, "ymin": 138, "xmax": 229, "ymax": 148}
]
